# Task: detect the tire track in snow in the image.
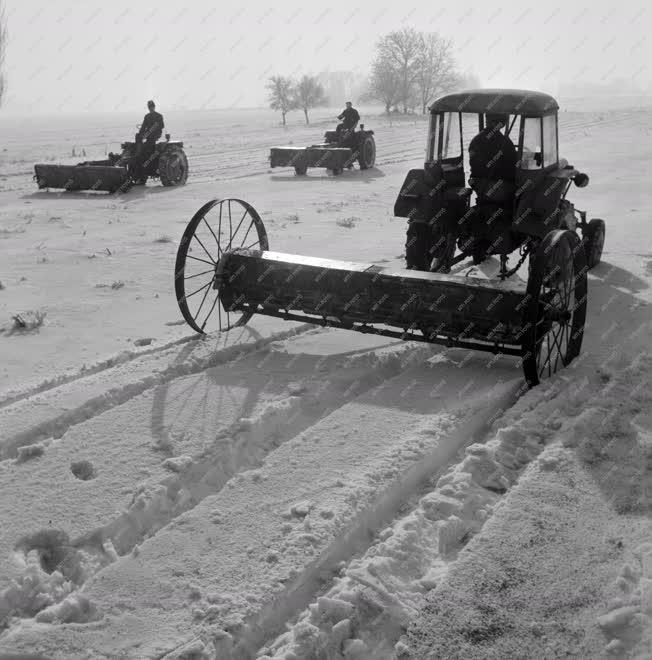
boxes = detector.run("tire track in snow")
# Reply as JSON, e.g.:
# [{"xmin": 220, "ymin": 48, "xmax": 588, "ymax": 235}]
[
  {"xmin": 256, "ymin": 376, "xmax": 570, "ymax": 660},
  {"xmin": 0, "ymin": 340, "xmax": 435, "ymax": 632},
  {"xmin": 225, "ymin": 370, "xmax": 523, "ymax": 660}
]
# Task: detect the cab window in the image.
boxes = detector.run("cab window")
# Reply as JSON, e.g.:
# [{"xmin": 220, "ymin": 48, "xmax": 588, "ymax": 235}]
[
  {"xmin": 542, "ymin": 114, "xmax": 558, "ymax": 167},
  {"xmin": 426, "ymin": 113, "xmax": 440, "ymax": 162},
  {"xmin": 427, "ymin": 112, "xmax": 462, "ymax": 162},
  {"xmin": 520, "ymin": 117, "xmax": 542, "ymax": 169},
  {"xmin": 440, "ymin": 112, "xmax": 462, "ymax": 160}
]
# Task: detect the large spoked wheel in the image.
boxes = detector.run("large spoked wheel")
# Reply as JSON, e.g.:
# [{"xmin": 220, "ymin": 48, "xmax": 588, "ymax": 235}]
[
  {"xmin": 174, "ymin": 198, "xmax": 268, "ymax": 334},
  {"xmin": 357, "ymin": 134, "xmax": 376, "ymax": 169},
  {"xmin": 521, "ymin": 229, "xmax": 587, "ymax": 388}
]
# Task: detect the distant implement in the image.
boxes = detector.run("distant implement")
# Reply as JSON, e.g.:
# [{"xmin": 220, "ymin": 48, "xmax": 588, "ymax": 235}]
[
  {"xmin": 269, "ymin": 124, "xmax": 376, "ymax": 176},
  {"xmin": 33, "ymin": 133, "xmax": 189, "ymax": 193}
]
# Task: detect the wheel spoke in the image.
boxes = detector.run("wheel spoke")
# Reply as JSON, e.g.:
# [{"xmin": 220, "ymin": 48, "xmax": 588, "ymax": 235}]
[
  {"xmin": 239, "ymin": 219, "xmax": 255, "ymax": 248},
  {"xmin": 551, "ymin": 326, "xmax": 564, "ymax": 372},
  {"xmin": 186, "ymin": 254, "xmax": 214, "ymax": 266},
  {"xmin": 226, "ymin": 209, "xmax": 249, "ymax": 252},
  {"xmin": 201, "ymin": 293, "xmax": 220, "ymax": 331},
  {"xmin": 194, "ymin": 281, "xmax": 213, "ymax": 320},
  {"xmin": 228, "ymin": 200, "xmax": 232, "ymax": 246},
  {"xmin": 184, "ymin": 280, "xmax": 212, "ymax": 300},
  {"xmin": 185, "ymin": 267, "xmax": 215, "ymax": 280},
  {"xmin": 203, "ymin": 216, "xmax": 222, "ymax": 257},
  {"xmin": 243, "ymin": 238, "xmax": 262, "ymax": 251},
  {"xmin": 218, "ymin": 202, "xmax": 223, "ymax": 250},
  {"xmin": 192, "ymin": 233, "xmax": 216, "ymax": 264}
]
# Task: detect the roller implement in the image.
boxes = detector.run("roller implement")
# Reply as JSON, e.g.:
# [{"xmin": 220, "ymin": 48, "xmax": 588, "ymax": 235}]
[
  {"xmin": 34, "ymin": 133, "xmax": 188, "ymax": 193},
  {"xmin": 175, "ymin": 89, "xmax": 605, "ymax": 388},
  {"xmin": 269, "ymin": 124, "xmax": 376, "ymax": 176}
]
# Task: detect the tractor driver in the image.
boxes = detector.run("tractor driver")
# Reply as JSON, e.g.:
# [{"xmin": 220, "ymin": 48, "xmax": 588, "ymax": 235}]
[
  {"xmin": 468, "ymin": 113, "xmax": 517, "ymax": 202},
  {"xmin": 133, "ymin": 100, "xmax": 165, "ymax": 183},
  {"xmin": 464, "ymin": 113, "xmax": 518, "ymax": 262},
  {"xmin": 335, "ymin": 102, "xmax": 360, "ymax": 137}
]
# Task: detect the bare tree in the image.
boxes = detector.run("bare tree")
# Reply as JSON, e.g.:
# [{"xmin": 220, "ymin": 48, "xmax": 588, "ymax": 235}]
[
  {"xmin": 376, "ymin": 28, "xmax": 421, "ymax": 113},
  {"xmin": 364, "ymin": 55, "xmax": 401, "ymax": 115},
  {"xmin": 0, "ymin": 0, "xmax": 7, "ymax": 106},
  {"xmin": 266, "ymin": 76, "xmax": 296, "ymax": 126},
  {"xmin": 415, "ymin": 33, "xmax": 458, "ymax": 114},
  {"xmin": 294, "ymin": 75, "xmax": 327, "ymax": 125}
]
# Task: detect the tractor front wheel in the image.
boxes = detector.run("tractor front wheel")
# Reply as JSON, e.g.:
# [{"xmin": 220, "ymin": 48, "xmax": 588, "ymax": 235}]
[
  {"xmin": 357, "ymin": 135, "xmax": 376, "ymax": 170},
  {"xmin": 583, "ymin": 218, "xmax": 605, "ymax": 269},
  {"xmin": 159, "ymin": 148, "xmax": 189, "ymax": 186}
]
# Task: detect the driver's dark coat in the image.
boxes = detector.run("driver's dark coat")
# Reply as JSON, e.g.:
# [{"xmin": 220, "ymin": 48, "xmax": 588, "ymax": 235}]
[
  {"xmin": 469, "ymin": 126, "xmax": 517, "ymax": 181},
  {"xmin": 138, "ymin": 110, "xmax": 164, "ymax": 141},
  {"xmin": 337, "ymin": 107, "xmax": 360, "ymax": 128}
]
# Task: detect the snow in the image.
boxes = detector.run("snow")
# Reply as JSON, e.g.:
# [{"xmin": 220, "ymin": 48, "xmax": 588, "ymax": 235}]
[{"xmin": 0, "ymin": 107, "xmax": 651, "ymax": 658}]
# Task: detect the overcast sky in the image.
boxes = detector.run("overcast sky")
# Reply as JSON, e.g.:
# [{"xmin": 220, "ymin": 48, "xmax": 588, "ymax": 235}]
[{"xmin": 1, "ymin": 0, "xmax": 650, "ymax": 116}]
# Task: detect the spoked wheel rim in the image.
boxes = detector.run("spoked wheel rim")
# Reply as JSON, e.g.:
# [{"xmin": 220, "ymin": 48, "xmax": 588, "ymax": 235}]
[
  {"xmin": 522, "ymin": 230, "xmax": 587, "ymax": 387},
  {"xmin": 174, "ymin": 198, "xmax": 268, "ymax": 334}
]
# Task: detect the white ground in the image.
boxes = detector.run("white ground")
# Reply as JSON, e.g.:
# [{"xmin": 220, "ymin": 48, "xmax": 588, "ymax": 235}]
[{"xmin": 0, "ymin": 106, "xmax": 651, "ymax": 659}]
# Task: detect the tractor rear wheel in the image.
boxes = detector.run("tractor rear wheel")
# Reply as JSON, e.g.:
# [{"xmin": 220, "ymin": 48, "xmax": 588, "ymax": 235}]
[
  {"xmin": 521, "ymin": 229, "xmax": 587, "ymax": 388},
  {"xmin": 294, "ymin": 165, "xmax": 307, "ymax": 176},
  {"xmin": 159, "ymin": 148, "xmax": 189, "ymax": 186},
  {"xmin": 175, "ymin": 198, "xmax": 268, "ymax": 334},
  {"xmin": 583, "ymin": 218, "xmax": 605, "ymax": 269},
  {"xmin": 357, "ymin": 134, "xmax": 376, "ymax": 170}
]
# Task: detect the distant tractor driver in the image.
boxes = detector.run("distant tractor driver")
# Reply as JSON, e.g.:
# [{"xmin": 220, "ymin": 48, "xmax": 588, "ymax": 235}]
[
  {"xmin": 336, "ymin": 101, "xmax": 360, "ymax": 136},
  {"xmin": 133, "ymin": 100, "xmax": 165, "ymax": 182}
]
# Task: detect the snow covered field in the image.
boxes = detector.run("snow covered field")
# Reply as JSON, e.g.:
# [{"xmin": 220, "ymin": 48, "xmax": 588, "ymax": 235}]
[{"xmin": 0, "ymin": 104, "xmax": 651, "ymax": 659}]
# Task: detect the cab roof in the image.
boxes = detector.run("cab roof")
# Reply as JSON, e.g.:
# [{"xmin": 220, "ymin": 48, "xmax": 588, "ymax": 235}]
[{"xmin": 430, "ymin": 88, "xmax": 559, "ymax": 116}]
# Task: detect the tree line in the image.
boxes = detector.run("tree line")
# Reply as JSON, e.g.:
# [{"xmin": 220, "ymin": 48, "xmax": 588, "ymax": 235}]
[{"xmin": 267, "ymin": 28, "xmax": 479, "ymax": 125}]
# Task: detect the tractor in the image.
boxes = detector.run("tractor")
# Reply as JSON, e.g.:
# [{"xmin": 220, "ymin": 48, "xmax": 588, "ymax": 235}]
[
  {"xmin": 33, "ymin": 132, "xmax": 189, "ymax": 193},
  {"xmin": 396, "ymin": 88, "xmax": 604, "ymax": 276},
  {"xmin": 269, "ymin": 124, "xmax": 376, "ymax": 176},
  {"xmin": 174, "ymin": 89, "xmax": 606, "ymax": 388}
]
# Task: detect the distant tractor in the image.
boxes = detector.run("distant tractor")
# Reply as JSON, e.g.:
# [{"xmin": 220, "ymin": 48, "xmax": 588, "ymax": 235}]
[
  {"xmin": 33, "ymin": 133, "xmax": 189, "ymax": 193},
  {"xmin": 269, "ymin": 125, "xmax": 376, "ymax": 176}
]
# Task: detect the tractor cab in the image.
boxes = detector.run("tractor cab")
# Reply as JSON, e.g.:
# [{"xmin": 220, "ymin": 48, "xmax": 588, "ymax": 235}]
[{"xmin": 395, "ymin": 89, "xmax": 591, "ymax": 274}]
